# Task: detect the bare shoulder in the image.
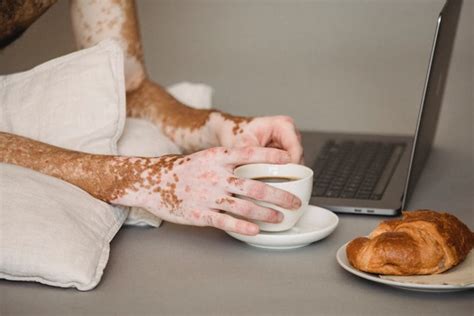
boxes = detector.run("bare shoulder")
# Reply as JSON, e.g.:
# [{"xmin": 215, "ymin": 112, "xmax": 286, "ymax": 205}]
[{"xmin": 0, "ymin": 0, "xmax": 58, "ymax": 49}]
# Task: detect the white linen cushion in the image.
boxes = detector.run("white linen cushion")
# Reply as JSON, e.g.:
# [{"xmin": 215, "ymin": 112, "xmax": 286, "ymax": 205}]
[
  {"xmin": 0, "ymin": 39, "xmax": 126, "ymax": 154},
  {"xmin": 0, "ymin": 163, "xmax": 127, "ymax": 291},
  {"xmin": 0, "ymin": 40, "xmax": 128, "ymax": 290},
  {"xmin": 118, "ymin": 118, "xmax": 181, "ymax": 158}
]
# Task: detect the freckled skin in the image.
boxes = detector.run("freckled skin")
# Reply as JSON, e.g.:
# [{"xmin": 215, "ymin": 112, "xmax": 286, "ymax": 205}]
[{"xmin": 1, "ymin": 1, "xmax": 305, "ymax": 235}]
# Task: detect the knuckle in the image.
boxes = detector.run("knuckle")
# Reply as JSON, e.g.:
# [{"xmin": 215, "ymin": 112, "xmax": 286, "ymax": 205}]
[
  {"xmin": 191, "ymin": 210, "xmax": 202, "ymax": 221},
  {"xmin": 238, "ymin": 201, "xmax": 254, "ymax": 217},
  {"xmin": 282, "ymin": 192, "xmax": 295, "ymax": 206},
  {"xmin": 279, "ymin": 115, "xmax": 294, "ymax": 124},
  {"xmin": 227, "ymin": 176, "xmax": 245, "ymax": 189},
  {"xmin": 205, "ymin": 147, "xmax": 221, "ymax": 157},
  {"xmin": 240, "ymin": 147, "xmax": 255, "ymax": 161},
  {"xmin": 269, "ymin": 149, "xmax": 285, "ymax": 162},
  {"xmin": 202, "ymin": 214, "xmax": 214, "ymax": 227},
  {"xmin": 215, "ymin": 216, "xmax": 227, "ymax": 229},
  {"xmin": 216, "ymin": 147, "xmax": 227, "ymax": 155}
]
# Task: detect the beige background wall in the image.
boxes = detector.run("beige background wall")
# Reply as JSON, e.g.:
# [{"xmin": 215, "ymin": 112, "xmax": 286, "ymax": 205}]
[{"xmin": 0, "ymin": 0, "xmax": 472, "ymax": 143}]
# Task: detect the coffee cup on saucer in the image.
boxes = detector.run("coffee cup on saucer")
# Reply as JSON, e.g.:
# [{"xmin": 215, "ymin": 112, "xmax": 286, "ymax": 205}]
[{"xmin": 234, "ymin": 163, "xmax": 313, "ymax": 232}]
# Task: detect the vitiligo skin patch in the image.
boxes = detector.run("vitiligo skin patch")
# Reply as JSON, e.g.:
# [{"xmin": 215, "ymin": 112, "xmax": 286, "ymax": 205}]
[{"xmin": 70, "ymin": 0, "xmax": 146, "ymax": 91}]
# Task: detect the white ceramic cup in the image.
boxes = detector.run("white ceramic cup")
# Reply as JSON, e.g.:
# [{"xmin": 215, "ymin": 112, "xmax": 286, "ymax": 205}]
[{"xmin": 234, "ymin": 163, "xmax": 313, "ymax": 232}]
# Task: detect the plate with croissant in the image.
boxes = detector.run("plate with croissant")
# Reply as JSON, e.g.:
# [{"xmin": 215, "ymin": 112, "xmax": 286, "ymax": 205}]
[{"xmin": 336, "ymin": 210, "xmax": 474, "ymax": 292}]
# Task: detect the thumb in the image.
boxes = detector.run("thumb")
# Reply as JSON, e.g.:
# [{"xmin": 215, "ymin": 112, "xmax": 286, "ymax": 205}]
[{"xmin": 234, "ymin": 135, "xmax": 260, "ymax": 148}]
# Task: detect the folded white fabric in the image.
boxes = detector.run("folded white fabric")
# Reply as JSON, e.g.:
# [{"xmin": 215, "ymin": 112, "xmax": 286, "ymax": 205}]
[
  {"xmin": 0, "ymin": 39, "xmax": 126, "ymax": 154},
  {"xmin": 118, "ymin": 118, "xmax": 181, "ymax": 158},
  {"xmin": 167, "ymin": 81, "xmax": 213, "ymax": 110},
  {"xmin": 118, "ymin": 82, "xmax": 213, "ymax": 227},
  {"xmin": 0, "ymin": 40, "xmax": 128, "ymax": 290},
  {"xmin": 0, "ymin": 163, "xmax": 127, "ymax": 291}
]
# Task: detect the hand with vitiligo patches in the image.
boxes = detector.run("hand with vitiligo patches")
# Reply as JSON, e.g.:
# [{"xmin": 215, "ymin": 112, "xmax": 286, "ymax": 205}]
[
  {"xmin": 0, "ymin": 133, "xmax": 300, "ymax": 235},
  {"xmin": 215, "ymin": 115, "xmax": 304, "ymax": 164},
  {"xmin": 112, "ymin": 147, "xmax": 302, "ymax": 235}
]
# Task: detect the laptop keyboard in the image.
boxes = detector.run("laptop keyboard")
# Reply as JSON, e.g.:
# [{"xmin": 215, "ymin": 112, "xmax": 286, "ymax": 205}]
[{"xmin": 312, "ymin": 140, "xmax": 405, "ymax": 200}]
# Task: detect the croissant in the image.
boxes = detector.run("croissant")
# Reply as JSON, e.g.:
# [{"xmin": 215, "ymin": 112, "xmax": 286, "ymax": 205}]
[{"xmin": 346, "ymin": 210, "xmax": 473, "ymax": 275}]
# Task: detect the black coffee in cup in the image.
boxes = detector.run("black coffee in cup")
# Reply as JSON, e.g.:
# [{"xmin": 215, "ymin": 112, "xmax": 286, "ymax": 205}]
[{"xmin": 252, "ymin": 176, "xmax": 300, "ymax": 183}]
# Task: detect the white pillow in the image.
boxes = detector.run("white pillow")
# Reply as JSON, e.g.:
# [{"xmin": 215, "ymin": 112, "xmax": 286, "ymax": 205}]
[
  {"xmin": 118, "ymin": 118, "xmax": 181, "ymax": 158},
  {"xmin": 0, "ymin": 40, "xmax": 128, "ymax": 290},
  {"xmin": 0, "ymin": 39, "xmax": 126, "ymax": 154},
  {"xmin": 0, "ymin": 163, "xmax": 127, "ymax": 291}
]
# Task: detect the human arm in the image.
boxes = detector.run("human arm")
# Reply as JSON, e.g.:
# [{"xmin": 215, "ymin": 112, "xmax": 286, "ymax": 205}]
[
  {"xmin": 0, "ymin": 132, "xmax": 301, "ymax": 235},
  {"xmin": 69, "ymin": 0, "xmax": 304, "ymax": 162}
]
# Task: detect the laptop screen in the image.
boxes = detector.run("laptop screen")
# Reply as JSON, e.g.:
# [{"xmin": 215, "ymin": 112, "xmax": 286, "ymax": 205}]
[{"xmin": 403, "ymin": 0, "xmax": 462, "ymax": 206}]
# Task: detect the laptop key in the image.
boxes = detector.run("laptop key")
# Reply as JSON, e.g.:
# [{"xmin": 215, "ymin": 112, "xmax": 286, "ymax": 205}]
[
  {"xmin": 324, "ymin": 190, "xmax": 340, "ymax": 198},
  {"xmin": 312, "ymin": 187, "xmax": 327, "ymax": 196},
  {"xmin": 355, "ymin": 192, "xmax": 371, "ymax": 199},
  {"xmin": 340, "ymin": 191, "xmax": 356, "ymax": 199}
]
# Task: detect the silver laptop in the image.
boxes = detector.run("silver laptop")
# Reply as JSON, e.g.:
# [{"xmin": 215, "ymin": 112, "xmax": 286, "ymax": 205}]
[{"xmin": 304, "ymin": 0, "xmax": 462, "ymax": 216}]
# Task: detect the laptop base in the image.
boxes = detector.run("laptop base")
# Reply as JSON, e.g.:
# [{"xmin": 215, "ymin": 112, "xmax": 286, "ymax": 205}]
[{"xmin": 303, "ymin": 131, "xmax": 412, "ymax": 216}]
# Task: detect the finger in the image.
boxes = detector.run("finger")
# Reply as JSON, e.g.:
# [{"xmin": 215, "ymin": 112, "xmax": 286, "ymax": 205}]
[
  {"xmin": 267, "ymin": 139, "xmax": 304, "ymax": 165},
  {"xmin": 200, "ymin": 211, "xmax": 260, "ymax": 235},
  {"xmin": 226, "ymin": 177, "xmax": 302, "ymax": 210},
  {"xmin": 295, "ymin": 128, "xmax": 302, "ymax": 143},
  {"xmin": 213, "ymin": 196, "xmax": 283, "ymax": 223},
  {"xmin": 224, "ymin": 147, "xmax": 291, "ymax": 165},
  {"xmin": 277, "ymin": 125, "xmax": 304, "ymax": 164}
]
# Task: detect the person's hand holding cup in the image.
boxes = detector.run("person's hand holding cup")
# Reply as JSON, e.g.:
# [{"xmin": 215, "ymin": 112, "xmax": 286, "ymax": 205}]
[{"xmin": 234, "ymin": 163, "xmax": 314, "ymax": 232}]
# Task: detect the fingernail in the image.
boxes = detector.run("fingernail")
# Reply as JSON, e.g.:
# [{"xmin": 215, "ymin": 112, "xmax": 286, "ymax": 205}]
[
  {"xmin": 292, "ymin": 197, "xmax": 302, "ymax": 209},
  {"xmin": 248, "ymin": 224, "xmax": 260, "ymax": 235},
  {"xmin": 276, "ymin": 212, "xmax": 284, "ymax": 223}
]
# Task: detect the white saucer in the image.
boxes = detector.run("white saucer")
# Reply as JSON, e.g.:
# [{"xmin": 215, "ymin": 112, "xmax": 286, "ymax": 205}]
[
  {"xmin": 226, "ymin": 205, "xmax": 339, "ymax": 250},
  {"xmin": 336, "ymin": 242, "xmax": 474, "ymax": 292}
]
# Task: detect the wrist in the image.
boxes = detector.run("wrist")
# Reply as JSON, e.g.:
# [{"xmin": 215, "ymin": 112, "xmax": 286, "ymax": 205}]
[
  {"xmin": 108, "ymin": 155, "xmax": 185, "ymax": 211},
  {"xmin": 125, "ymin": 66, "xmax": 147, "ymax": 92},
  {"xmin": 106, "ymin": 157, "xmax": 152, "ymax": 207},
  {"xmin": 206, "ymin": 111, "xmax": 227, "ymax": 147}
]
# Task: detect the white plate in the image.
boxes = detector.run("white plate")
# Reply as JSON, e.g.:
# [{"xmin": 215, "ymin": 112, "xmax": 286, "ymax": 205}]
[
  {"xmin": 336, "ymin": 242, "xmax": 474, "ymax": 292},
  {"xmin": 226, "ymin": 205, "xmax": 338, "ymax": 250}
]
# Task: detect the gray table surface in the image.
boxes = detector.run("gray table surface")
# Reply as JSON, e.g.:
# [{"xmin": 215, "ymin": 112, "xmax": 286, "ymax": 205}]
[{"xmin": 1, "ymin": 128, "xmax": 473, "ymax": 316}]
